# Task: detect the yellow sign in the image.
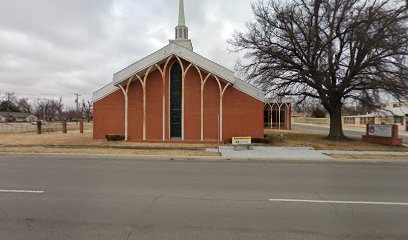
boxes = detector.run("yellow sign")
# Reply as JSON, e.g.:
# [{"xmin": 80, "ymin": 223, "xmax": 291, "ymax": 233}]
[{"xmin": 232, "ymin": 137, "xmax": 252, "ymax": 145}]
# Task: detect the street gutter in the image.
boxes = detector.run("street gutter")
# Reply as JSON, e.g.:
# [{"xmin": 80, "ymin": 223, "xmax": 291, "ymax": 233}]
[{"xmin": 1, "ymin": 152, "xmax": 408, "ymax": 165}]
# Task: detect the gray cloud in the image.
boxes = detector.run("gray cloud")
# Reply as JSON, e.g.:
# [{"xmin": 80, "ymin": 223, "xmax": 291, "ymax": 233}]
[{"xmin": 0, "ymin": 0, "xmax": 254, "ymax": 106}]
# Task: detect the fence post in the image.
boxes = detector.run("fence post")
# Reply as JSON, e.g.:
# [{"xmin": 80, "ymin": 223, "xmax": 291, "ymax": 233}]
[
  {"xmin": 37, "ymin": 121, "xmax": 42, "ymax": 135},
  {"xmin": 62, "ymin": 121, "xmax": 67, "ymax": 134},
  {"xmin": 80, "ymin": 121, "xmax": 84, "ymax": 134},
  {"xmin": 366, "ymin": 124, "xmax": 369, "ymax": 136}
]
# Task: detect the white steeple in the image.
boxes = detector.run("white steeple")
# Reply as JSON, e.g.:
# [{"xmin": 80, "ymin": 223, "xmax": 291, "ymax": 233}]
[
  {"xmin": 178, "ymin": 0, "xmax": 186, "ymax": 26},
  {"xmin": 170, "ymin": 0, "xmax": 193, "ymax": 50},
  {"xmin": 175, "ymin": 0, "xmax": 188, "ymax": 40}
]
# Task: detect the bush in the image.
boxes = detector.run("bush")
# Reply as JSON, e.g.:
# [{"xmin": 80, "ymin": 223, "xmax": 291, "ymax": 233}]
[
  {"xmin": 252, "ymin": 136, "xmax": 272, "ymax": 144},
  {"xmin": 105, "ymin": 135, "xmax": 125, "ymax": 141},
  {"xmin": 310, "ymin": 107, "xmax": 327, "ymax": 118}
]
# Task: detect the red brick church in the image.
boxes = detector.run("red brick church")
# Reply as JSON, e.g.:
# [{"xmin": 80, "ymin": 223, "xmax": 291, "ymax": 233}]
[{"xmin": 92, "ymin": 0, "xmax": 267, "ymax": 143}]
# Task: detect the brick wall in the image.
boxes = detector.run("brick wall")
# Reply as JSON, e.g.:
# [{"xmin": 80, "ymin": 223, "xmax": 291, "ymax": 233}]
[{"xmin": 93, "ymin": 62, "xmax": 264, "ymax": 142}]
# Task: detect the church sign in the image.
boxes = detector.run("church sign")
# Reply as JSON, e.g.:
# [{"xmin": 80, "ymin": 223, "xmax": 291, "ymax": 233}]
[
  {"xmin": 232, "ymin": 137, "xmax": 252, "ymax": 145},
  {"xmin": 368, "ymin": 124, "xmax": 393, "ymax": 138}
]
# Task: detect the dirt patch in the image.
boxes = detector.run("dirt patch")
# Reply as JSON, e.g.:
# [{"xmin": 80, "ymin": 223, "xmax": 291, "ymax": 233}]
[
  {"xmin": 0, "ymin": 131, "xmax": 216, "ymax": 149},
  {"xmin": 264, "ymin": 129, "xmax": 408, "ymax": 152},
  {"xmin": 329, "ymin": 154, "xmax": 408, "ymax": 160},
  {"xmin": 0, "ymin": 146, "xmax": 219, "ymax": 156},
  {"xmin": 0, "ymin": 127, "xmax": 219, "ymax": 156},
  {"xmin": 2, "ymin": 126, "xmax": 405, "ymax": 155}
]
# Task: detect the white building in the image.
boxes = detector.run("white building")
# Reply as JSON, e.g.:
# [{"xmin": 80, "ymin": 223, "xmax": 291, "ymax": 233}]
[
  {"xmin": 343, "ymin": 102, "xmax": 408, "ymax": 132},
  {"xmin": 0, "ymin": 112, "xmax": 38, "ymax": 123}
]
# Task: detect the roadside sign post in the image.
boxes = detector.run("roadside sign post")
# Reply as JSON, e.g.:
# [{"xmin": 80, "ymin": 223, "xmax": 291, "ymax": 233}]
[
  {"xmin": 62, "ymin": 121, "xmax": 67, "ymax": 134},
  {"xmin": 37, "ymin": 121, "xmax": 42, "ymax": 135},
  {"xmin": 367, "ymin": 124, "xmax": 393, "ymax": 138},
  {"xmin": 405, "ymin": 116, "xmax": 408, "ymax": 132},
  {"xmin": 80, "ymin": 121, "xmax": 84, "ymax": 134},
  {"xmin": 232, "ymin": 137, "xmax": 252, "ymax": 151},
  {"xmin": 363, "ymin": 124, "xmax": 402, "ymax": 146}
]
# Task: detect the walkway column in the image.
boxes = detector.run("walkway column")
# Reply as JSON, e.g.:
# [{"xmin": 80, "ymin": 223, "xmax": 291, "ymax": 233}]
[
  {"xmin": 119, "ymin": 76, "xmax": 134, "ymax": 141},
  {"xmin": 278, "ymin": 104, "xmax": 282, "ymax": 130},
  {"xmin": 191, "ymin": 65, "xmax": 210, "ymax": 142},
  {"xmin": 200, "ymin": 72, "xmax": 211, "ymax": 142},
  {"xmin": 156, "ymin": 58, "xmax": 173, "ymax": 142},
  {"xmin": 214, "ymin": 75, "xmax": 230, "ymax": 143},
  {"xmin": 270, "ymin": 104, "xmax": 273, "ymax": 129},
  {"xmin": 135, "ymin": 66, "xmax": 153, "ymax": 141}
]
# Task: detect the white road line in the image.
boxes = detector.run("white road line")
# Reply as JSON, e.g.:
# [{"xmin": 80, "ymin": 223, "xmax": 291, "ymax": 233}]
[
  {"xmin": 268, "ymin": 198, "xmax": 408, "ymax": 206},
  {"xmin": 0, "ymin": 189, "xmax": 44, "ymax": 194}
]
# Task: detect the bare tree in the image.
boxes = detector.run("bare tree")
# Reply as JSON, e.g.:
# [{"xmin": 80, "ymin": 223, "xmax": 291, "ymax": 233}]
[
  {"xmin": 230, "ymin": 0, "xmax": 408, "ymax": 139},
  {"xmin": 17, "ymin": 98, "xmax": 31, "ymax": 113},
  {"xmin": 294, "ymin": 99, "xmax": 327, "ymax": 117},
  {"xmin": 3, "ymin": 92, "xmax": 17, "ymax": 103},
  {"xmin": 81, "ymin": 100, "xmax": 92, "ymax": 122},
  {"xmin": 64, "ymin": 107, "xmax": 78, "ymax": 122},
  {"xmin": 0, "ymin": 92, "xmax": 20, "ymax": 112},
  {"xmin": 33, "ymin": 98, "xmax": 64, "ymax": 121}
]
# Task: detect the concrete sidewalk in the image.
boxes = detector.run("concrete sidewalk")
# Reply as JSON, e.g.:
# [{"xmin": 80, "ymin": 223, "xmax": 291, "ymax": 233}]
[
  {"xmin": 212, "ymin": 146, "xmax": 408, "ymax": 161},
  {"xmin": 1, "ymin": 151, "xmax": 408, "ymax": 164},
  {"xmin": 320, "ymin": 150, "xmax": 408, "ymax": 156},
  {"xmin": 214, "ymin": 146, "xmax": 333, "ymax": 161}
]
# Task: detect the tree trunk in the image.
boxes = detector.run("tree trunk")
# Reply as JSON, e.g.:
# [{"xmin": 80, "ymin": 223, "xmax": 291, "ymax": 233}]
[{"xmin": 328, "ymin": 105, "xmax": 347, "ymax": 140}]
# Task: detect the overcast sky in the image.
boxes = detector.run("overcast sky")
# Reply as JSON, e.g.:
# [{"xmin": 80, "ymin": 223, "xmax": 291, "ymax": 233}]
[{"xmin": 0, "ymin": 0, "xmax": 254, "ymax": 106}]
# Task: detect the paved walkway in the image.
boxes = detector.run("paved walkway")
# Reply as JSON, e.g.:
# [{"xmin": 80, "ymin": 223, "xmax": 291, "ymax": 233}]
[
  {"xmin": 216, "ymin": 146, "xmax": 333, "ymax": 160},
  {"xmin": 320, "ymin": 150, "xmax": 408, "ymax": 156},
  {"xmin": 293, "ymin": 123, "xmax": 408, "ymax": 145},
  {"xmin": 212, "ymin": 146, "xmax": 408, "ymax": 161}
]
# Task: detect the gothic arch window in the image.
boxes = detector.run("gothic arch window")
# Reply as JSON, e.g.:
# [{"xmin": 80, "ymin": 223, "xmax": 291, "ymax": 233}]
[{"xmin": 170, "ymin": 62, "xmax": 182, "ymax": 138}]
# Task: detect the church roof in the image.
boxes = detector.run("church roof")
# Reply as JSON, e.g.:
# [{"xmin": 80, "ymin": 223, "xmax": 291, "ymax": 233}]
[
  {"xmin": 92, "ymin": 0, "xmax": 264, "ymax": 103},
  {"xmin": 93, "ymin": 42, "xmax": 265, "ymax": 102}
]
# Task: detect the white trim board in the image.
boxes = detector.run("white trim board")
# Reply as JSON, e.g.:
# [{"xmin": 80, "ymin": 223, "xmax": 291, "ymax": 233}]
[{"xmin": 93, "ymin": 43, "xmax": 265, "ymax": 103}]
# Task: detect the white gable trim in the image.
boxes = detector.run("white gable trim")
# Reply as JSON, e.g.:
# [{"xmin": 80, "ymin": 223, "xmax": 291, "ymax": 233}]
[
  {"xmin": 93, "ymin": 43, "xmax": 265, "ymax": 102},
  {"xmin": 112, "ymin": 43, "xmax": 236, "ymax": 86},
  {"xmin": 234, "ymin": 78, "xmax": 265, "ymax": 102},
  {"xmin": 92, "ymin": 83, "xmax": 119, "ymax": 103}
]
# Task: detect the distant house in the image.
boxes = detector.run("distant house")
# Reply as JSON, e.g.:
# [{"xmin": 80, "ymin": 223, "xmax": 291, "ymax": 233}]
[
  {"xmin": 0, "ymin": 112, "xmax": 38, "ymax": 123},
  {"xmin": 343, "ymin": 102, "xmax": 408, "ymax": 132}
]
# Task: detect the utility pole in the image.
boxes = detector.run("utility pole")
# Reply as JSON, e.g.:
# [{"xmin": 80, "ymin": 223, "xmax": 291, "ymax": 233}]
[{"xmin": 74, "ymin": 93, "xmax": 81, "ymax": 125}]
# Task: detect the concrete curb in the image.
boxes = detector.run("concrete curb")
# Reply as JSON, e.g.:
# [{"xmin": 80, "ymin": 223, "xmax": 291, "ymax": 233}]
[
  {"xmin": 1, "ymin": 152, "xmax": 408, "ymax": 165},
  {"xmin": 320, "ymin": 150, "xmax": 408, "ymax": 156},
  {"xmin": 0, "ymin": 144, "xmax": 210, "ymax": 151}
]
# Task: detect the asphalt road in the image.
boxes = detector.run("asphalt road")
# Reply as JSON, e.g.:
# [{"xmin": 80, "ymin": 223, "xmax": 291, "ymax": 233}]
[
  {"xmin": 1, "ymin": 155, "xmax": 408, "ymax": 239},
  {"xmin": 293, "ymin": 123, "xmax": 408, "ymax": 144}
]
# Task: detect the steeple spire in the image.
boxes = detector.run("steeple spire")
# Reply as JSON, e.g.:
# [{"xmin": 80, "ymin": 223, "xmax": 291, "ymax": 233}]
[
  {"xmin": 178, "ymin": 0, "xmax": 186, "ymax": 26},
  {"xmin": 170, "ymin": 0, "xmax": 193, "ymax": 51},
  {"xmin": 175, "ymin": 0, "xmax": 188, "ymax": 39}
]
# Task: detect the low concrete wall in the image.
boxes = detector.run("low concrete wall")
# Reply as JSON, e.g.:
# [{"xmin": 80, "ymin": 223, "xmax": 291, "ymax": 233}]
[
  {"xmin": 292, "ymin": 117, "xmax": 330, "ymax": 125},
  {"xmin": 0, "ymin": 122, "xmax": 92, "ymax": 133},
  {"xmin": 344, "ymin": 122, "xmax": 407, "ymax": 132}
]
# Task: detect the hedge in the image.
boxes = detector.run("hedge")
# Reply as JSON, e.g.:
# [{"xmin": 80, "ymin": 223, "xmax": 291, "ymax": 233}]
[{"xmin": 105, "ymin": 135, "xmax": 125, "ymax": 141}]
